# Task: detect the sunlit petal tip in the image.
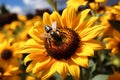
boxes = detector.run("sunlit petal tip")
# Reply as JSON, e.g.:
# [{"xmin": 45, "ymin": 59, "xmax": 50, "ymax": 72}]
[
  {"xmin": 81, "ymin": 9, "xmax": 91, "ymax": 15},
  {"xmin": 84, "ymin": 40, "xmax": 105, "ymax": 50},
  {"xmin": 26, "ymin": 62, "xmax": 36, "ymax": 73},
  {"xmin": 111, "ymin": 48, "xmax": 118, "ymax": 54},
  {"xmin": 4, "ymin": 72, "xmax": 12, "ymax": 76},
  {"xmin": 28, "ymin": 27, "xmax": 41, "ymax": 42},
  {"xmin": 43, "ymin": 12, "xmax": 52, "ymax": 25},
  {"xmin": 103, "ymin": 38, "xmax": 113, "ymax": 43},
  {"xmin": 68, "ymin": 65, "xmax": 80, "ymax": 80},
  {"xmin": 50, "ymin": 11, "xmax": 63, "ymax": 27},
  {"xmin": 34, "ymin": 21, "xmax": 41, "ymax": 27},
  {"xmin": 24, "ymin": 56, "xmax": 32, "ymax": 66}
]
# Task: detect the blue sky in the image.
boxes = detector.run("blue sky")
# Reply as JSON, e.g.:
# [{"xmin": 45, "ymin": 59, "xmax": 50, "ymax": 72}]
[
  {"xmin": 0, "ymin": 0, "xmax": 66, "ymax": 15},
  {"xmin": 0, "ymin": 0, "xmax": 25, "ymax": 6},
  {"xmin": 0, "ymin": 0, "xmax": 119, "ymax": 15}
]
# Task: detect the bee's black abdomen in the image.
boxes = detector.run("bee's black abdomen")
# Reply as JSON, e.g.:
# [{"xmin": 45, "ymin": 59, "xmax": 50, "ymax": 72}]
[{"xmin": 50, "ymin": 31, "xmax": 62, "ymax": 41}]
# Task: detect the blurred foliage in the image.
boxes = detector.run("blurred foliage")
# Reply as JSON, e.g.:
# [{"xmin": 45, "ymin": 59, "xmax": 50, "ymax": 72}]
[
  {"xmin": 108, "ymin": 20, "xmax": 120, "ymax": 32},
  {"xmin": 0, "ymin": 4, "xmax": 9, "ymax": 15}
]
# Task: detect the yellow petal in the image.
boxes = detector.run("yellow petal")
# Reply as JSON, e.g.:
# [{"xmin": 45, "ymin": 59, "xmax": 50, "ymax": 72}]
[
  {"xmin": 75, "ymin": 17, "xmax": 98, "ymax": 32},
  {"xmin": 4, "ymin": 72, "xmax": 12, "ymax": 76},
  {"xmin": 50, "ymin": 11, "xmax": 63, "ymax": 28},
  {"xmin": 80, "ymin": 25, "xmax": 105, "ymax": 41},
  {"xmin": 68, "ymin": 65, "xmax": 80, "ymax": 80},
  {"xmin": 76, "ymin": 45, "xmax": 94, "ymax": 56},
  {"xmin": 61, "ymin": 8, "xmax": 67, "ymax": 27},
  {"xmin": 20, "ymin": 39, "xmax": 45, "ymax": 53},
  {"xmin": 95, "ymin": 0, "xmax": 107, "ymax": 2},
  {"xmin": 56, "ymin": 61, "xmax": 68, "ymax": 79},
  {"xmin": 26, "ymin": 61, "xmax": 37, "ymax": 72},
  {"xmin": 113, "ymin": 30, "xmax": 120, "ymax": 41},
  {"xmin": 62, "ymin": 7, "xmax": 76, "ymax": 28},
  {"xmin": 21, "ymin": 48, "xmax": 45, "ymax": 54},
  {"xmin": 35, "ymin": 59, "xmax": 56, "ymax": 79},
  {"xmin": 35, "ymin": 69, "xmax": 45, "ymax": 79},
  {"xmin": 8, "ymin": 66, "xmax": 19, "ymax": 72},
  {"xmin": 106, "ymin": 41, "xmax": 117, "ymax": 49},
  {"xmin": 41, "ymin": 62, "xmax": 57, "ymax": 80},
  {"xmin": 75, "ymin": 9, "xmax": 90, "ymax": 30},
  {"xmin": 111, "ymin": 48, "xmax": 118, "ymax": 54},
  {"xmin": 25, "ymin": 39, "xmax": 44, "ymax": 47},
  {"xmin": 24, "ymin": 55, "xmax": 32, "ymax": 65},
  {"xmin": 85, "ymin": 17, "xmax": 98, "ymax": 28},
  {"xmin": 24, "ymin": 53, "xmax": 45, "ymax": 65},
  {"xmin": 33, "ymin": 57, "xmax": 51, "ymax": 73},
  {"xmin": 79, "ymin": 9, "xmax": 90, "ymax": 24},
  {"xmin": 103, "ymin": 38, "xmax": 113, "ymax": 43},
  {"xmin": 67, "ymin": 7, "xmax": 76, "ymax": 28},
  {"xmin": 83, "ymin": 39, "xmax": 105, "ymax": 50},
  {"xmin": 43, "ymin": 12, "xmax": 52, "ymax": 26},
  {"xmin": 71, "ymin": 55, "xmax": 88, "ymax": 68},
  {"xmin": 28, "ymin": 27, "xmax": 44, "ymax": 43}
]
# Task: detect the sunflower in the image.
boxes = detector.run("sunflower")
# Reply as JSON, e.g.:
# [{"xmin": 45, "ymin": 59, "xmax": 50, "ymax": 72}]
[
  {"xmin": 104, "ymin": 30, "xmax": 120, "ymax": 55},
  {"xmin": 0, "ymin": 39, "xmax": 22, "ymax": 66},
  {"xmin": 16, "ymin": 16, "xmax": 42, "ymax": 41},
  {"xmin": 3, "ymin": 21, "xmax": 23, "ymax": 39},
  {"xmin": 0, "ymin": 59, "xmax": 21, "ymax": 80},
  {"xmin": 3, "ymin": 21, "xmax": 22, "ymax": 32},
  {"xmin": 21, "ymin": 7, "xmax": 105, "ymax": 80},
  {"xmin": 98, "ymin": 12, "xmax": 114, "ymax": 37},
  {"xmin": 67, "ymin": 0, "xmax": 88, "ymax": 11},
  {"xmin": 17, "ymin": 14, "xmax": 27, "ymax": 22},
  {"xmin": 99, "ymin": 3, "xmax": 120, "ymax": 36},
  {"xmin": 67, "ymin": 0, "xmax": 107, "ymax": 12}
]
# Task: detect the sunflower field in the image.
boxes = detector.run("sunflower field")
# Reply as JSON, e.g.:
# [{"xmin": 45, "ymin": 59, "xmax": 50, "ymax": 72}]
[{"xmin": 0, "ymin": 0, "xmax": 120, "ymax": 80}]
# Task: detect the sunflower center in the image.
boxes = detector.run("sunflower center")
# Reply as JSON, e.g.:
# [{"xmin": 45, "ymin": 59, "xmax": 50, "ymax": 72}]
[
  {"xmin": 1, "ymin": 49, "xmax": 13, "ymax": 60},
  {"xmin": 45, "ymin": 28, "xmax": 80, "ymax": 60}
]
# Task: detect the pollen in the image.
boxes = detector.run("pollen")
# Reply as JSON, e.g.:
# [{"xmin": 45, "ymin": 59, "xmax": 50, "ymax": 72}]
[
  {"xmin": 45, "ymin": 27, "xmax": 80, "ymax": 60},
  {"xmin": 1, "ymin": 49, "xmax": 13, "ymax": 60}
]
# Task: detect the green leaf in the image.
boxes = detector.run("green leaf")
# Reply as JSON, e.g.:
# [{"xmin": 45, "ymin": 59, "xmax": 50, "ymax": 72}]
[
  {"xmin": 108, "ymin": 20, "xmax": 120, "ymax": 32},
  {"xmin": 92, "ymin": 74, "xmax": 108, "ymax": 80},
  {"xmin": 80, "ymin": 59, "xmax": 96, "ymax": 80},
  {"xmin": 65, "ymin": 73, "xmax": 74, "ymax": 80},
  {"xmin": 53, "ymin": 72, "xmax": 62, "ymax": 80},
  {"xmin": 46, "ymin": 0, "xmax": 58, "ymax": 11},
  {"xmin": 89, "ymin": 59, "xmax": 96, "ymax": 74}
]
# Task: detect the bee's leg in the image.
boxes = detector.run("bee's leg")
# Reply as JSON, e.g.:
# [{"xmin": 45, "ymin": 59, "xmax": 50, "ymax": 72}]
[{"xmin": 47, "ymin": 38, "xmax": 52, "ymax": 48}]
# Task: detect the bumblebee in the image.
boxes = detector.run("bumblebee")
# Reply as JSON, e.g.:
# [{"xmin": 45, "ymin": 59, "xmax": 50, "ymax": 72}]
[{"xmin": 44, "ymin": 21, "xmax": 62, "ymax": 42}]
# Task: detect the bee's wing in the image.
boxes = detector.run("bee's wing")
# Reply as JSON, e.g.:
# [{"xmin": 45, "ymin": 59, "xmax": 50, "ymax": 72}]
[
  {"xmin": 52, "ymin": 21, "xmax": 57, "ymax": 31},
  {"xmin": 40, "ymin": 33, "xmax": 50, "ymax": 40}
]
